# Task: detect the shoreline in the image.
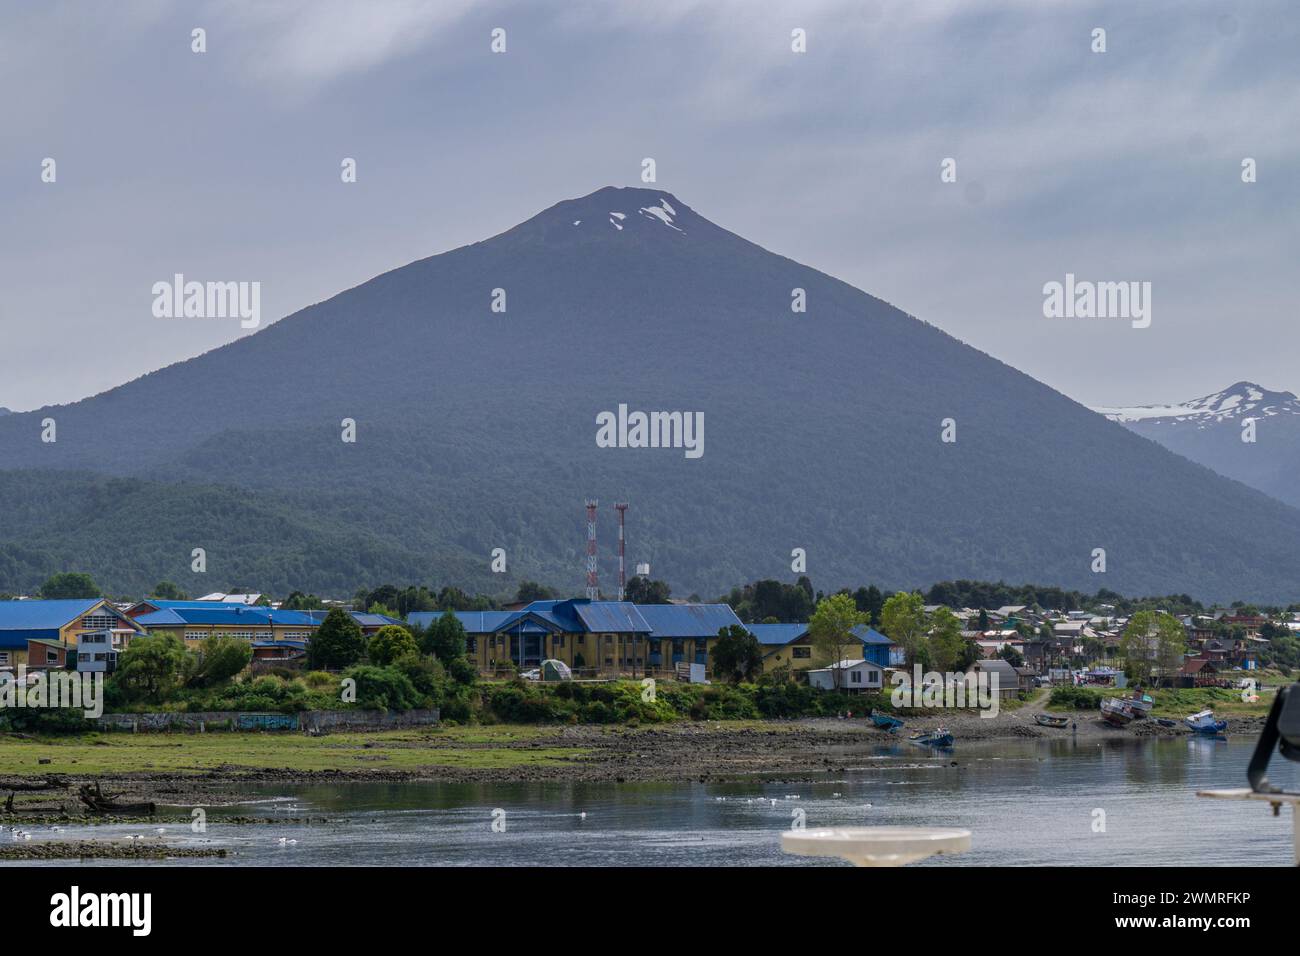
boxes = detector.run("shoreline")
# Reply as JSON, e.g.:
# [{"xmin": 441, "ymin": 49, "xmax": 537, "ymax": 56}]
[{"xmin": 0, "ymin": 709, "xmax": 1266, "ymax": 808}]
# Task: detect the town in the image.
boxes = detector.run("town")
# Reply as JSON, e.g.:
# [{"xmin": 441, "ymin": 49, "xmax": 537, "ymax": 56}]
[{"xmin": 1, "ymin": 570, "xmax": 1293, "ymax": 731}]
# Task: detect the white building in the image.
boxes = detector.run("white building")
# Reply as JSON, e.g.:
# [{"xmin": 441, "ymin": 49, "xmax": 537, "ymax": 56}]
[
  {"xmin": 75, "ymin": 630, "xmax": 118, "ymax": 673},
  {"xmin": 807, "ymin": 659, "xmax": 883, "ymax": 693}
]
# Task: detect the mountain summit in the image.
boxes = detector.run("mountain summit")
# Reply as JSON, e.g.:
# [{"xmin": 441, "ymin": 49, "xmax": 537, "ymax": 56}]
[
  {"xmin": 1096, "ymin": 381, "xmax": 1300, "ymax": 510},
  {"xmin": 3, "ymin": 188, "xmax": 1300, "ymax": 602},
  {"xmin": 1095, "ymin": 381, "xmax": 1300, "ymax": 426}
]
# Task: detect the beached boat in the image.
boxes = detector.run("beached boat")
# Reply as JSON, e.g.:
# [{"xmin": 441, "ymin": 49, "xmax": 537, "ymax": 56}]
[
  {"xmin": 909, "ymin": 728, "xmax": 954, "ymax": 748},
  {"xmin": 1185, "ymin": 709, "xmax": 1229, "ymax": 735},
  {"xmin": 1100, "ymin": 696, "xmax": 1136, "ymax": 727},
  {"xmin": 1034, "ymin": 713, "xmax": 1070, "ymax": 728},
  {"xmin": 1121, "ymin": 693, "xmax": 1154, "ymax": 717},
  {"xmin": 1155, "ymin": 717, "xmax": 1178, "ymax": 728},
  {"xmin": 870, "ymin": 712, "xmax": 905, "ymax": 732}
]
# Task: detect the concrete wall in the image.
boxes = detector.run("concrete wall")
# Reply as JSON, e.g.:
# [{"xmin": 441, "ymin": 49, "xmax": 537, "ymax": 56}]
[{"xmin": 95, "ymin": 708, "xmax": 439, "ymax": 733}]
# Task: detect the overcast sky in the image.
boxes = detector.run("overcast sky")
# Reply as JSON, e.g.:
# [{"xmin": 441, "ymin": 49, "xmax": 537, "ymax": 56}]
[{"xmin": 2, "ymin": 0, "xmax": 1297, "ymax": 412}]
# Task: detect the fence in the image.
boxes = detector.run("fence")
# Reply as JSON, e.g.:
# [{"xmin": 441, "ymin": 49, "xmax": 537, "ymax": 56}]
[{"xmin": 94, "ymin": 708, "xmax": 439, "ymax": 733}]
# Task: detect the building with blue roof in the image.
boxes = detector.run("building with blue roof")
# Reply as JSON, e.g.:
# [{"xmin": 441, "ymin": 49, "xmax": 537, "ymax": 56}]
[
  {"xmin": 135, "ymin": 604, "xmax": 319, "ymax": 650},
  {"xmin": 0, "ymin": 599, "xmax": 143, "ymax": 670},
  {"xmin": 746, "ymin": 622, "xmax": 902, "ymax": 674},
  {"xmin": 409, "ymin": 599, "xmax": 743, "ymax": 676}
]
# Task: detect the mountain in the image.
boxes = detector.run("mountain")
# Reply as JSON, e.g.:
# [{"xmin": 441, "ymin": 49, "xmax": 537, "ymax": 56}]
[
  {"xmin": 4, "ymin": 186, "xmax": 1300, "ymax": 603},
  {"xmin": 1095, "ymin": 381, "xmax": 1300, "ymax": 510}
]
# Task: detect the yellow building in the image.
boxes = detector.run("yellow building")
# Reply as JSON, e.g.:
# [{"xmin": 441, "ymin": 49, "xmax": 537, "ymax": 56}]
[
  {"xmin": 409, "ymin": 600, "xmax": 743, "ymax": 677},
  {"xmin": 0, "ymin": 599, "xmax": 143, "ymax": 670}
]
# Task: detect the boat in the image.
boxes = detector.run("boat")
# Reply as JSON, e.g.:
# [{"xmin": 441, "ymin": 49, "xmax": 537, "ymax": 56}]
[
  {"xmin": 1121, "ymin": 693, "xmax": 1154, "ymax": 717},
  {"xmin": 1184, "ymin": 709, "xmax": 1229, "ymax": 735},
  {"xmin": 870, "ymin": 711, "xmax": 905, "ymax": 732},
  {"xmin": 909, "ymin": 728, "xmax": 955, "ymax": 748},
  {"xmin": 1154, "ymin": 717, "xmax": 1178, "ymax": 728},
  {"xmin": 1034, "ymin": 713, "xmax": 1070, "ymax": 728},
  {"xmin": 1100, "ymin": 696, "xmax": 1136, "ymax": 727}
]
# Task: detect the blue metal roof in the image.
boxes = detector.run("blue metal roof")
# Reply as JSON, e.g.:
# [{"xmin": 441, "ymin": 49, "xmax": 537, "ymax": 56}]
[
  {"xmin": 636, "ymin": 604, "xmax": 743, "ymax": 638},
  {"xmin": 407, "ymin": 610, "xmax": 515, "ymax": 633},
  {"xmin": 136, "ymin": 606, "xmax": 317, "ymax": 628},
  {"xmin": 0, "ymin": 627, "xmax": 64, "ymax": 649},
  {"xmin": 0, "ymin": 599, "xmax": 103, "ymax": 631},
  {"xmin": 302, "ymin": 610, "xmax": 405, "ymax": 628},
  {"xmin": 573, "ymin": 601, "xmax": 651, "ymax": 634},
  {"xmin": 746, "ymin": 623, "xmax": 810, "ymax": 645},
  {"xmin": 850, "ymin": 625, "xmax": 896, "ymax": 646}
]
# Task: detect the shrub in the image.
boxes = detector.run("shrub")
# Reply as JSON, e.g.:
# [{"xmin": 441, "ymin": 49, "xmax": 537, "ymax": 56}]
[{"xmin": 1049, "ymin": 685, "xmax": 1101, "ymax": 710}]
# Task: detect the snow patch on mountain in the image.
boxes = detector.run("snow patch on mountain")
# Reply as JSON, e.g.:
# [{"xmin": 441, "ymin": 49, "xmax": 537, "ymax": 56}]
[{"xmin": 1094, "ymin": 381, "xmax": 1300, "ymax": 426}]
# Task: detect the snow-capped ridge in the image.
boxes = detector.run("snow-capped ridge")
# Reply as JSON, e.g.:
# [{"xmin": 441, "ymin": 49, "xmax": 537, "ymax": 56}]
[{"xmin": 1094, "ymin": 381, "xmax": 1300, "ymax": 426}]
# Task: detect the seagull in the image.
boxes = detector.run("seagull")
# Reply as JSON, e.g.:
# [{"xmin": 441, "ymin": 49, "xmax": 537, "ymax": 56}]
[{"xmin": 578, "ymin": 812, "xmax": 587, "ymax": 820}]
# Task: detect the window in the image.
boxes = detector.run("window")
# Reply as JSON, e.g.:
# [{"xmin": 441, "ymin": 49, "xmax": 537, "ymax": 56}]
[
  {"xmin": 80, "ymin": 613, "xmax": 118, "ymax": 630},
  {"xmin": 792, "ymin": 646, "xmax": 812, "ymax": 659},
  {"xmin": 47, "ymin": 650, "xmax": 59, "ymax": 664},
  {"xmin": 850, "ymin": 671, "xmax": 862, "ymax": 684},
  {"xmin": 577, "ymin": 635, "xmax": 586, "ymax": 645},
  {"xmin": 605, "ymin": 635, "xmax": 613, "ymax": 645},
  {"xmin": 0, "ymin": 652, "xmax": 9, "ymax": 665},
  {"xmin": 552, "ymin": 635, "xmax": 564, "ymax": 647}
]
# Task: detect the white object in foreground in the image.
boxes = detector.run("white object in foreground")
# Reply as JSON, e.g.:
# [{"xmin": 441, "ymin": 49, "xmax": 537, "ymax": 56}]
[
  {"xmin": 1198, "ymin": 788, "xmax": 1300, "ymax": 865},
  {"xmin": 781, "ymin": 826, "xmax": 971, "ymax": 867}
]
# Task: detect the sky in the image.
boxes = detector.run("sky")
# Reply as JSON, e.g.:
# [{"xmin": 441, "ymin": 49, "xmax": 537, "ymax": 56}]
[{"xmin": 2, "ymin": 0, "xmax": 1298, "ymax": 412}]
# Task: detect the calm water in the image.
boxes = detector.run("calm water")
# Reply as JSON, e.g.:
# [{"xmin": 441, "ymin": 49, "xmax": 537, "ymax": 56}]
[{"xmin": 11, "ymin": 736, "xmax": 1299, "ymax": 866}]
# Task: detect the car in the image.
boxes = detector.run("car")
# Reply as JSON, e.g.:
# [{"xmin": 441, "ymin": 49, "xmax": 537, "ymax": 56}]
[{"xmin": 519, "ymin": 668, "xmax": 541, "ymax": 681}]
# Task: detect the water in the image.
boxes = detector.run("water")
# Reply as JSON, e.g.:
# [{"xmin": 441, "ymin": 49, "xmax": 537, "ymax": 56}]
[{"xmin": 9, "ymin": 736, "xmax": 1298, "ymax": 866}]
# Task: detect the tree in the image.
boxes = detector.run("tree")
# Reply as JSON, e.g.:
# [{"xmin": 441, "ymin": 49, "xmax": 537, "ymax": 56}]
[
  {"xmin": 710, "ymin": 625, "xmax": 764, "ymax": 683},
  {"xmin": 186, "ymin": 636, "xmax": 252, "ymax": 688},
  {"xmin": 282, "ymin": 591, "xmax": 326, "ymax": 611},
  {"xmin": 39, "ymin": 572, "xmax": 100, "ymax": 600},
  {"xmin": 515, "ymin": 580, "xmax": 556, "ymax": 604},
  {"xmin": 150, "ymin": 581, "xmax": 189, "ymax": 600},
  {"xmin": 368, "ymin": 625, "xmax": 420, "ymax": 666},
  {"xmin": 422, "ymin": 610, "xmax": 468, "ymax": 663},
  {"xmin": 977, "ymin": 608, "xmax": 990, "ymax": 631},
  {"xmin": 112, "ymin": 634, "xmax": 188, "ymax": 702},
  {"xmin": 306, "ymin": 608, "xmax": 366, "ymax": 669},
  {"xmin": 927, "ymin": 607, "xmax": 966, "ymax": 672},
  {"xmin": 809, "ymin": 593, "xmax": 865, "ymax": 690},
  {"xmin": 853, "ymin": 585, "xmax": 884, "ymax": 625},
  {"xmin": 625, "ymin": 576, "xmax": 671, "ymax": 604},
  {"xmin": 998, "ymin": 644, "xmax": 1025, "ymax": 667},
  {"xmin": 1120, "ymin": 610, "xmax": 1187, "ymax": 684},
  {"xmin": 879, "ymin": 591, "xmax": 927, "ymax": 665}
]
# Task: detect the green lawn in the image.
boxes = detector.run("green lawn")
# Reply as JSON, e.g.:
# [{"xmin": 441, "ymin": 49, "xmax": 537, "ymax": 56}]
[{"xmin": 0, "ymin": 727, "xmax": 590, "ymax": 776}]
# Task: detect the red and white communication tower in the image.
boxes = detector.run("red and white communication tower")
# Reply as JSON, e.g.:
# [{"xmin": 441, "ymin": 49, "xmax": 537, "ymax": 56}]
[
  {"xmin": 613, "ymin": 502, "xmax": 628, "ymax": 600},
  {"xmin": 584, "ymin": 499, "xmax": 599, "ymax": 600}
]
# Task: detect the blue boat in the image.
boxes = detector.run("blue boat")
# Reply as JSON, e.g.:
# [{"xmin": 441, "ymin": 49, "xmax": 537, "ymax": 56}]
[
  {"xmin": 909, "ymin": 728, "xmax": 954, "ymax": 748},
  {"xmin": 870, "ymin": 712, "xmax": 905, "ymax": 732},
  {"xmin": 1184, "ymin": 709, "xmax": 1228, "ymax": 735}
]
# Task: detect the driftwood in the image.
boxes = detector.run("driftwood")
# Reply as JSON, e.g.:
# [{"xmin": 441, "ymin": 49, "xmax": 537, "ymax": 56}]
[
  {"xmin": 3, "ymin": 792, "xmax": 69, "ymax": 816},
  {"xmin": 77, "ymin": 782, "xmax": 155, "ymax": 816}
]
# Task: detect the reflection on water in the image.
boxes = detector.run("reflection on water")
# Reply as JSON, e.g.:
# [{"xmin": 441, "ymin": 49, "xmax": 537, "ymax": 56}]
[{"xmin": 10, "ymin": 736, "xmax": 1299, "ymax": 866}]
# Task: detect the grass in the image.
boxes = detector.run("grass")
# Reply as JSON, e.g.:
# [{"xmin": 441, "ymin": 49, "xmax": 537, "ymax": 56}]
[{"xmin": 0, "ymin": 727, "xmax": 591, "ymax": 776}]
